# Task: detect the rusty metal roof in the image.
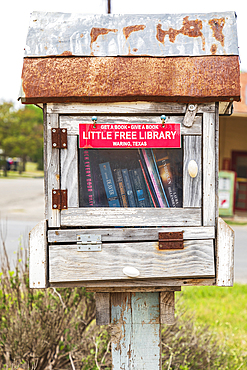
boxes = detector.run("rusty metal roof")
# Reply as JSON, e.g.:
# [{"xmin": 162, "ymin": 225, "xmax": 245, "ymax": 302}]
[
  {"xmin": 20, "ymin": 55, "xmax": 240, "ymax": 104},
  {"xmin": 25, "ymin": 11, "xmax": 238, "ymax": 57},
  {"xmin": 20, "ymin": 11, "xmax": 240, "ymax": 104}
]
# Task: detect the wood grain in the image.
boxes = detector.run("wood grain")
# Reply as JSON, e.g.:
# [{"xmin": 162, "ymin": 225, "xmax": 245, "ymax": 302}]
[
  {"xmin": 160, "ymin": 291, "xmax": 175, "ymax": 325},
  {"xmin": 46, "ymin": 113, "xmax": 60, "ymax": 227},
  {"xmin": 46, "ymin": 102, "xmax": 215, "ymax": 115},
  {"xmin": 48, "ymin": 226, "xmax": 214, "ymax": 243},
  {"xmin": 86, "ymin": 286, "xmax": 181, "ymax": 292},
  {"xmin": 216, "ymin": 217, "xmax": 234, "ymax": 286},
  {"xmin": 50, "ymin": 278, "xmax": 216, "ymax": 289},
  {"xmin": 60, "ymin": 207, "xmax": 201, "ymax": 227},
  {"xmin": 60, "ymin": 135, "xmax": 79, "ymax": 208},
  {"xmin": 29, "ymin": 220, "xmax": 48, "ymax": 288},
  {"xmin": 111, "ymin": 292, "xmax": 161, "ymax": 369},
  {"xmin": 49, "ymin": 239, "xmax": 215, "ymax": 283},
  {"xmin": 183, "ymin": 136, "xmax": 202, "ymax": 207},
  {"xmin": 60, "ymin": 115, "xmax": 202, "ymax": 136},
  {"xmin": 203, "ymin": 112, "xmax": 216, "ymax": 226},
  {"xmin": 95, "ymin": 292, "xmax": 110, "ymax": 325}
]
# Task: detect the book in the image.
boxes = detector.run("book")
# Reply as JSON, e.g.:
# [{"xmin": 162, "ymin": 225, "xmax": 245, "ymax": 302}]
[
  {"xmin": 90, "ymin": 150, "xmax": 108, "ymax": 207},
  {"xmin": 99, "ymin": 162, "xmax": 120, "ymax": 207},
  {"xmin": 138, "ymin": 149, "xmax": 159, "ymax": 207},
  {"xmin": 79, "ymin": 149, "xmax": 95, "ymax": 207},
  {"xmin": 122, "ymin": 169, "xmax": 136, "ymax": 207},
  {"xmin": 113, "ymin": 168, "xmax": 129, "ymax": 207},
  {"xmin": 141, "ymin": 149, "xmax": 168, "ymax": 208},
  {"xmin": 138, "ymin": 159, "xmax": 156, "ymax": 207},
  {"xmin": 129, "ymin": 168, "xmax": 151, "ymax": 207},
  {"xmin": 153, "ymin": 149, "xmax": 181, "ymax": 207}
]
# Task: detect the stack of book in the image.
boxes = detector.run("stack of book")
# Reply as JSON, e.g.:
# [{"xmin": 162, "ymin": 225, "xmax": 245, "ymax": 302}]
[{"xmin": 79, "ymin": 148, "xmax": 182, "ymax": 208}]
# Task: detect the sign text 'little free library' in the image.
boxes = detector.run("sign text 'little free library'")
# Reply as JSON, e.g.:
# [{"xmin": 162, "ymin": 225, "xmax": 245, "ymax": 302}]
[{"xmin": 79, "ymin": 123, "xmax": 181, "ymax": 148}]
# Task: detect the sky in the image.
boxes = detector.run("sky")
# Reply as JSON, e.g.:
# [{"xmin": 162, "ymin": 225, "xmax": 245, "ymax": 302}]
[{"xmin": 0, "ymin": 0, "xmax": 246, "ymax": 107}]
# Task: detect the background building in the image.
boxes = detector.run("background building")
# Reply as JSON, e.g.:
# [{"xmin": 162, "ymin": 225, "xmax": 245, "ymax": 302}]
[{"xmin": 219, "ymin": 72, "xmax": 247, "ymax": 212}]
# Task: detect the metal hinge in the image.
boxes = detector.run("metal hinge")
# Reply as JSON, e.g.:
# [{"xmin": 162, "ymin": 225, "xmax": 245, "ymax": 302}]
[
  {"xmin": 52, "ymin": 189, "xmax": 68, "ymax": 210},
  {"xmin": 77, "ymin": 234, "xmax": 102, "ymax": 251},
  {"xmin": 158, "ymin": 232, "xmax": 184, "ymax": 250},
  {"xmin": 52, "ymin": 128, "xmax": 67, "ymax": 149}
]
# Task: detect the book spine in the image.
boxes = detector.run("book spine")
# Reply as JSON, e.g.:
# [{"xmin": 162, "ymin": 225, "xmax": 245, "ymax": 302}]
[
  {"xmin": 82, "ymin": 149, "xmax": 95, "ymax": 206},
  {"xmin": 99, "ymin": 162, "xmax": 120, "ymax": 207},
  {"xmin": 91, "ymin": 151, "xmax": 108, "ymax": 207},
  {"xmin": 130, "ymin": 168, "xmax": 151, "ymax": 207},
  {"xmin": 138, "ymin": 149, "xmax": 159, "ymax": 207},
  {"xmin": 128, "ymin": 170, "xmax": 139, "ymax": 207},
  {"xmin": 138, "ymin": 160, "xmax": 156, "ymax": 207},
  {"xmin": 114, "ymin": 169, "xmax": 129, "ymax": 207},
  {"xmin": 158, "ymin": 155, "xmax": 180, "ymax": 208},
  {"xmin": 151, "ymin": 149, "xmax": 169, "ymax": 208},
  {"xmin": 141, "ymin": 149, "xmax": 168, "ymax": 208},
  {"xmin": 122, "ymin": 169, "xmax": 136, "ymax": 207}
]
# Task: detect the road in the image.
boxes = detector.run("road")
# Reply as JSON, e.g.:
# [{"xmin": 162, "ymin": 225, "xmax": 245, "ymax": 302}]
[
  {"xmin": 0, "ymin": 178, "xmax": 45, "ymax": 267},
  {"xmin": 0, "ymin": 177, "xmax": 246, "ymax": 282},
  {"xmin": 231, "ymin": 225, "xmax": 247, "ymax": 283}
]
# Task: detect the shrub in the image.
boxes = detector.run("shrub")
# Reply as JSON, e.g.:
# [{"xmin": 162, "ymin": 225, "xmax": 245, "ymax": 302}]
[{"xmin": 0, "ymin": 240, "xmax": 111, "ymax": 370}]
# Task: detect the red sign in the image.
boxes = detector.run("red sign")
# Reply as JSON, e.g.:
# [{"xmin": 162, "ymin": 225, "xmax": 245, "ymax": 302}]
[{"xmin": 79, "ymin": 123, "xmax": 181, "ymax": 149}]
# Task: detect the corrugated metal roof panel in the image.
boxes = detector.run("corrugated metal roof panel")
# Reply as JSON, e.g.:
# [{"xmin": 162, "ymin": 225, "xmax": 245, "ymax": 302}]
[
  {"xmin": 24, "ymin": 11, "xmax": 239, "ymax": 57},
  {"xmin": 20, "ymin": 56, "xmax": 240, "ymax": 104}
]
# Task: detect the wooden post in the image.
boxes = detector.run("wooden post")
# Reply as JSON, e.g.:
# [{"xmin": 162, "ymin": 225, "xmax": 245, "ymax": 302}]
[{"xmin": 111, "ymin": 292, "xmax": 162, "ymax": 369}]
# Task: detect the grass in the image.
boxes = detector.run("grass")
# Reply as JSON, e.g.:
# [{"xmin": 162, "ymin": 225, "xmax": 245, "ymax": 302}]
[
  {"xmin": 178, "ymin": 284, "xmax": 247, "ymax": 364},
  {"xmin": 0, "ymin": 162, "xmax": 44, "ymax": 178},
  {"xmin": 224, "ymin": 219, "xmax": 247, "ymax": 226}
]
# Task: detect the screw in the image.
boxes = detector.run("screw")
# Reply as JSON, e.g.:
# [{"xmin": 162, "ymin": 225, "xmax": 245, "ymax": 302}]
[
  {"xmin": 53, "ymin": 204, "xmax": 57, "ymax": 208},
  {"xmin": 161, "ymin": 115, "xmax": 166, "ymax": 128},
  {"xmin": 52, "ymin": 129, "xmax": 56, "ymax": 133},
  {"xmin": 188, "ymin": 104, "xmax": 196, "ymax": 111},
  {"xmin": 53, "ymin": 143, "xmax": 57, "ymax": 147},
  {"xmin": 62, "ymin": 129, "xmax": 66, "ymax": 133},
  {"xmin": 63, "ymin": 143, "xmax": 66, "ymax": 147}
]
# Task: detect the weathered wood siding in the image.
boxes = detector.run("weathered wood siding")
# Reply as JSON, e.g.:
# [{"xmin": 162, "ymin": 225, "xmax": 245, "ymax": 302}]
[
  {"xmin": 49, "ymin": 239, "xmax": 215, "ymax": 283},
  {"xmin": 29, "ymin": 220, "xmax": 48, "ymax": 288},
  {"xmin": 216, "ymin": 218, "xmax": 234, "ymax": 286}
]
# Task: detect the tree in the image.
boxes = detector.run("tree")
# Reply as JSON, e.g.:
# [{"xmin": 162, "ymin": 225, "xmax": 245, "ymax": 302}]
[
  {"xmin": 0, "ymin": 102, "xmax": 18, "ymax": 175},
  {"xmin": 0, "ymin": 102, "xmax": 43, "ymax": 174}
]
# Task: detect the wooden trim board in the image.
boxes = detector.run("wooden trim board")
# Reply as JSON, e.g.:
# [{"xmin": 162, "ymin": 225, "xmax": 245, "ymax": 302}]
[
  {"xmin": 60, "ymin": 207, "xmax": 201, "ymax": 227},
  {"xmin": 48, "ymin": 226, "xmax": 215, "ymax": 243}
]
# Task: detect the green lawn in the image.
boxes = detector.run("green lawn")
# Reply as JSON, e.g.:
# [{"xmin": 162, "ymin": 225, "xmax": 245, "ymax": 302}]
[{"xmin": 178, "ymin": 284, "xmax": 247, "ymax": 363}]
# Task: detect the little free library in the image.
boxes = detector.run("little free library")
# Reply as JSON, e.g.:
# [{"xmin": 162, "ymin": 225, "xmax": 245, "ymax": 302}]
[{"xmin": 20, "ymin": 11, "xmax": 239, "ymax": 369}]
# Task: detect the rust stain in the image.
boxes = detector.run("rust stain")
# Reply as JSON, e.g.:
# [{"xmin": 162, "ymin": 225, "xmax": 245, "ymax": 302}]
[
  {"xmin": 132, "ymin": 48, "xmax": 138, "ymax": 53},
  {"xmin": 123, "ymin": 25, "xmax": 146, "ymax": 40},
  {"xmin": 90, "ymin": 27, "xmax": 118, "ymax": 55},
  {"xmin": 209, "ymin": 18, "xmax": 225, "ymax": 47},
  {"xmin": 123, "ymin": 25, "xmax": 146, "ymax": 55},
  {"xmin": 211, "ymin": 44, "xmax": 217, "ymax": 55},
  {"xmin": 156, "ymin": 16, "xmax": 205, "ymax": 50},
  {"xmin": 59, "ymin": 51, "xmax": 73, "ymax": 56},
  {"xmin": 80, "ymin": 33, "xmax": 84, "ymax": 38},
  {"xmin": 55, "ymin": 231, "xmax": 59, "ymax": 235},
  {"xmin": 21, "ymin": 56, "xmax": 240, "ymax": 104}
]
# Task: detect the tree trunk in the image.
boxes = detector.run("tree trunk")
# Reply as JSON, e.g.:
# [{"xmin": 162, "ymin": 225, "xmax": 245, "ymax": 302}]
[
  {"xmin": 22, "ymin": 156, "xmax": 27, "ymax": 172},
  {"xmin": 3, "ymin": 156, "xmax": 8, "ymax": 177}
]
